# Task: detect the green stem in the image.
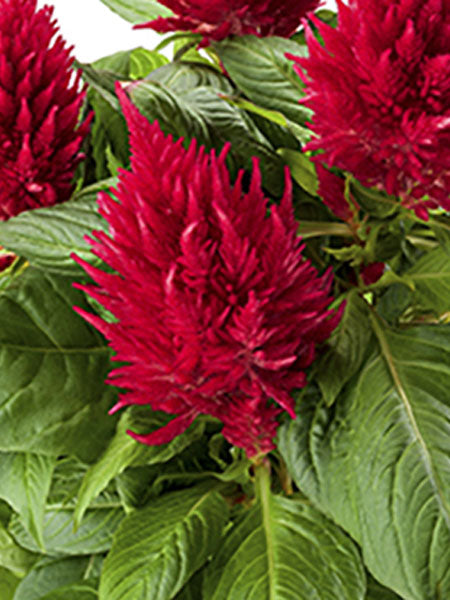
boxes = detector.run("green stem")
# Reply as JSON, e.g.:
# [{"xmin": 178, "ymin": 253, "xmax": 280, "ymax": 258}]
[
  {"xmin": 297, "ymin": 221, "xmax": 353, "ymax": 239},
  {"xmin": 254, "ymin": 458, "xmax": 272, "ymax": 501},
  {"xmin": 254, "ymin": 459, "xmax": 276, "ymax": 598}
]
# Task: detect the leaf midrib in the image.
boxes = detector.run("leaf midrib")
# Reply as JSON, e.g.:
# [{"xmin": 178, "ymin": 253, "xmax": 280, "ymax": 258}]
[
  {"xmin": 259, "ymin": 471, "xmax": 276, "ymax": 600},
  {"xmin": 370, "ymin": 313, "xmax": 450, "ymax": 528}
]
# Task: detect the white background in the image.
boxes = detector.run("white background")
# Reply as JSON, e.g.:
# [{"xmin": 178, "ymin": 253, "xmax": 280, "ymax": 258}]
[{"xmin": 36, "ymin": 0, "xmax": 337, "ymax": 62}]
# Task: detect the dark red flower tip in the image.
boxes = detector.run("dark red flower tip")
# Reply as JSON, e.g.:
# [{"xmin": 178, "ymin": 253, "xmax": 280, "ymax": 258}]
[
  {"xmin": 289, "ymin": 0, "xmax": 450, "ymax": 219},
  {"xmin": 0, "ymin": 251, "xmax": 15, "ymax": 272},
  {"xmin": 72, "ymin": 84, "xmax": 341, "ymax": 457},
  {"xmin": 360, "ymin": 262, "xmax": 385, "ymax": 286},
  {"xmin": 316, "ymin": 163, "xmax": 359, "ymax": 222},
  {"xmin": 0, "ymin": 0, "xmax": 91, "ymax": 221},
  {"xmin": 135, "ymin": 0, "xmax": 321, "ymax": 46}
]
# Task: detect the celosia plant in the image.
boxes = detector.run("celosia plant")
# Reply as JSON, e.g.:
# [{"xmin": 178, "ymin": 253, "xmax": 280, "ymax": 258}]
[
  {"xmin": 0, "ymin": 1, "xmax": 448, "ymax": 598},
  {"xmin": 73, "ymin": 86, "xmax": 341, "ymax": 457},
  {"xmin": 136, "ymin": 0, "xmax": 320, "ymax": 45},
  {"xmin": 289, "ymin": 0, "xmax": 450, "ymax": 219},
  {"xmin": 0, "ymin": 0, "xmax": 90, "ymax": 220}
]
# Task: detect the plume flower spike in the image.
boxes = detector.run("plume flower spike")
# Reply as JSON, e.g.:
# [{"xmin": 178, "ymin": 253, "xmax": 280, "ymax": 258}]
[
  {"xmin": 0, "ymin": 0, "xmax": 91, "ymax": 221},
  {"xmin": 135, "ymin": 0, "xmax": 321, "ymax": 46},
  {"xmin": 290, "ymin": 0, "xmax": 450, "ymax": 219},
  {"xmin": 73, "ymin": 86, "xmax": 340, "ymax": 457}
]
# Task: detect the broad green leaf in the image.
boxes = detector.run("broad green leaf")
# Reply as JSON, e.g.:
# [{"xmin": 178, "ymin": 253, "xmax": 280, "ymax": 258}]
[
  {"xmin": 13, "ymin": 556, "xmax": 100, "ymax": 600},
  {"xmin": 278, "ymin": 148, "xmax": 318, "ymax": 195},
  {"xmin": 350, "ymin": 179, "xmax": 398, "ymax": 219},
  {"xmin": 90, "ymin": 93, "xmax": 129, "ymax": 180},
  {"xmin": 87, "ymin": 48, "xmax": 167, "ymax": 179},
  {"xmin": 113, "ymin": 434, "xmax": 232, "ymax": 510},
  {"xmin": 0, "ymin": 524, "xmax": 36, "ymax": 578},
  {"xmin": 226, "ymin": 98, "xmax": 309, "ymax": 150},
  {"xmin": 99, "ymin": 485, "xmax": 229, "ymax": 600},
  {"xmin": 130, "ymin": 82, "xmax": 287, "ymax": 196},
  {"xmin": 147, "ymin": 62, "xmax": 232, "ymax": 94},
  {"xmin": 0, "ymin": 453, "xmax": 56, "ymax": 549},
  {"xmin": 0, "ymin": 567, "xmax": 20, "ymax": 599},
  {"xmin": 430, "ymin": 215, "xmax": 450, "ymax": 246},
  {"xmin": 203, "ymin": 489, "xmax": 366, "ymax": 599},
  {"xmin": 47, "ymin": 458, "xmax": 91, "ymax": 508},
  {"xmin": 99, "ymin": 0, "xmax": 172, "ymax": 24},
  {"xmin": 377, "ymin": 283, "xmax": 413, "ymax": 323},
  {"xmin": 316, "ymin": 292, "xmax": 372, "ymax": 405},
  {"xmin": 279, "ymin": 323, "xmax": 450, "ymax": 599},
  {"xmin": 366, "ymin": 575, "xmax": 402, "ymax": 600},
  {"xmin": 40, "ymin": 584, "xmax": 98, "ymax": 600},
  {"xmin": 93, "ymin": 47, "xmax": 168, "ymax": 79},
  {"xmin": 407, "ymin": 244, "xmax": 450, "ymax": 315},
  {"xmin": 130, "ymin": 47, "xmax": 169, "ymax": 79},
  {"xmin": 213, "ymin": 36, "xmax": 311, "ymax": 125},
  {"xmin": 75, "ymin": 408, "xmax": 206, "ymax": 527},
  {"xmin": 83, "ymin": 60, "xmax": 287, "ymax": 195},
  {"xmin": 9, "ymin": 499, "xmax": 123, "ymax": 556},
  {"xmin": 0, "ymin": 196, "xmax": 108, "ymax": 276},
  {"xmin": 0, "ymin": 501, "xmax": 12, "ymax": 528},
  {"xmin": 0, "ymin": 269, "xmax": 117, "ymax": 460},
  {"xmin": 174, "ymin": 568, "xmax": 205, "ymax": 600}
]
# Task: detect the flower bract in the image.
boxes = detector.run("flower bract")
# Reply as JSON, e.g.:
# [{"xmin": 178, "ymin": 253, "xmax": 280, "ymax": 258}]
[
  {"xmin": 73, "ymin": 85, "xmax": 341, "ymax": 457},
  {"xmin": 289, "ymin": 0, "xmax": 450, "ymax": 219},
  {"xmin": 136, "ymin": 0, "xmax": 320, "ymax": 46},
  {"xmin": 0, "ymin": 0, "xmax": 90, "ymax": 220}
]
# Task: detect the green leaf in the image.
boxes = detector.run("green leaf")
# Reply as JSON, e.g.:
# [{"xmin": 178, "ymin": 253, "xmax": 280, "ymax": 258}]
[
  {"xmin": 75, "ymin": 408, "xmax": 206, "ymax": 527},
  {"xmin": 203, "ymin": 485, "xmax": 366, "ymax": 599},
  {"xmin": 93, "ymin": 47, "xmax": 168, "ymax": 79},
  {"xmin": 40, "ymin": 584, "xmax": 98, "ymax": 600},
  {"xmin": 279, "ymin": 323, "xmax": 450, "ymax": 599},
  {"xmin": 99, "ymin": 485, "xmax": 229, "ymax": 600},
  {"xmin": 430, "ymin": 215, "xmax": 450, "ymax": 246},
  {"xmin": 278, "ymin": 148, "xmax": 318, "ymax": 195},
  {"xmin": 130, "ymin": 82, "xmax": 287, "ymax": 196},
  {"xmin": 147, "ymin": 61, "xmax": 232, "ymax": 94},
  {"xmin": 223, "ymin": 96, "xmax": 309, "ymax": 145},
  {"xmin": 0, "ymin": 453, "xmax": 56, "ymax": 550},
  {"xmin": 407, "ymin": 244, "xmax": 450, "ymax": 315},
  {"xmin": 0, "ymin": 567, "xmax": 20, "ymax": 600},
  {"xmin": 90, "ymin": 94, "xmax": 129, "ymax": 180},
  {"xmin": 0, "ymin": 196, "xmax": 109, "ymax": 276},
  {"xmin": 87, "ymin": 49, "xmax": 167, "ymax": 179},
  {"xmin": 129, "ymin": 47, "xmax": 169, "ymax": 79},
  {"xmin": 377, "ymin": 283, "xmax": 413, "ymax": 323},
  {"xmin": 99, "ymin": 0, "xmax": 172, "ymax": 23},
  {"xmin": 174, "ymin": 568, "xmax": 205, "ymax": 600},
  {"xmin": 316, "ymin": 292, "xmax": 373, "ymax": 405},
  {"xmin": 213, "ymin": 36, "xmax": 311, "ymax": 125},
  {"xmin": 0, "ymin": 523, "xmax": 37, "ymax": 578},
  {"xmin": 350, "ymin": 179, "xmax": 398, "ymax": 219},
  {"xmin": 365, "ymin": 575, "xmax": 402, "ymax": 600},
  {"xmin": 0, "ymin": 268, "xmax": 117, "ymax": 461},
  {"xmin": 9, "ymin": 499, "xmax": 123, "ymax": 556},
  {"xmin": 13, "ymin": 556, "xmax": 100, "ymax": 600}
]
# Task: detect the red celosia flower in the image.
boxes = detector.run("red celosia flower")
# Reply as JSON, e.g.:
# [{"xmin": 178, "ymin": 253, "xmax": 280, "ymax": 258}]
[
  {"xmin": 289, "ymin": 0, "xmax": 450, "ymax": 220},
  {"xmin": 0, "ymin": 0, "xmax": 90, "ymax": 221},
  {"xmin": 135, "ymin": 0, "xmax": 320, "ymax": 46},
  {"xmin": 360, "ymin": 262, "xmax": 385, "ymax": 286},
  {"xmin": 72, "ymin": 85, "xmax": 341, "ymax": 457},
  {"xmin": 316, "ymin": 163, "xmax": 359, "ymax": 222}
]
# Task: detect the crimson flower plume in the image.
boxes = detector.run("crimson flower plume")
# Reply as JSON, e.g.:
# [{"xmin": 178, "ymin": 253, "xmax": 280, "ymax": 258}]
[
  {"xmin": 289, "ymin": 0, "xmax": 450, "ymax": 219},
  {"xmin": 136, "ymin": 0, "xmax": 321, "ymax": 46},
  {"xmin": 0, "ymin": 0, "xmax": 90, "ymax": 221},
  {"xmin": 73, "ymin": 85, "xmax": 340, "ymax": 457}
]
